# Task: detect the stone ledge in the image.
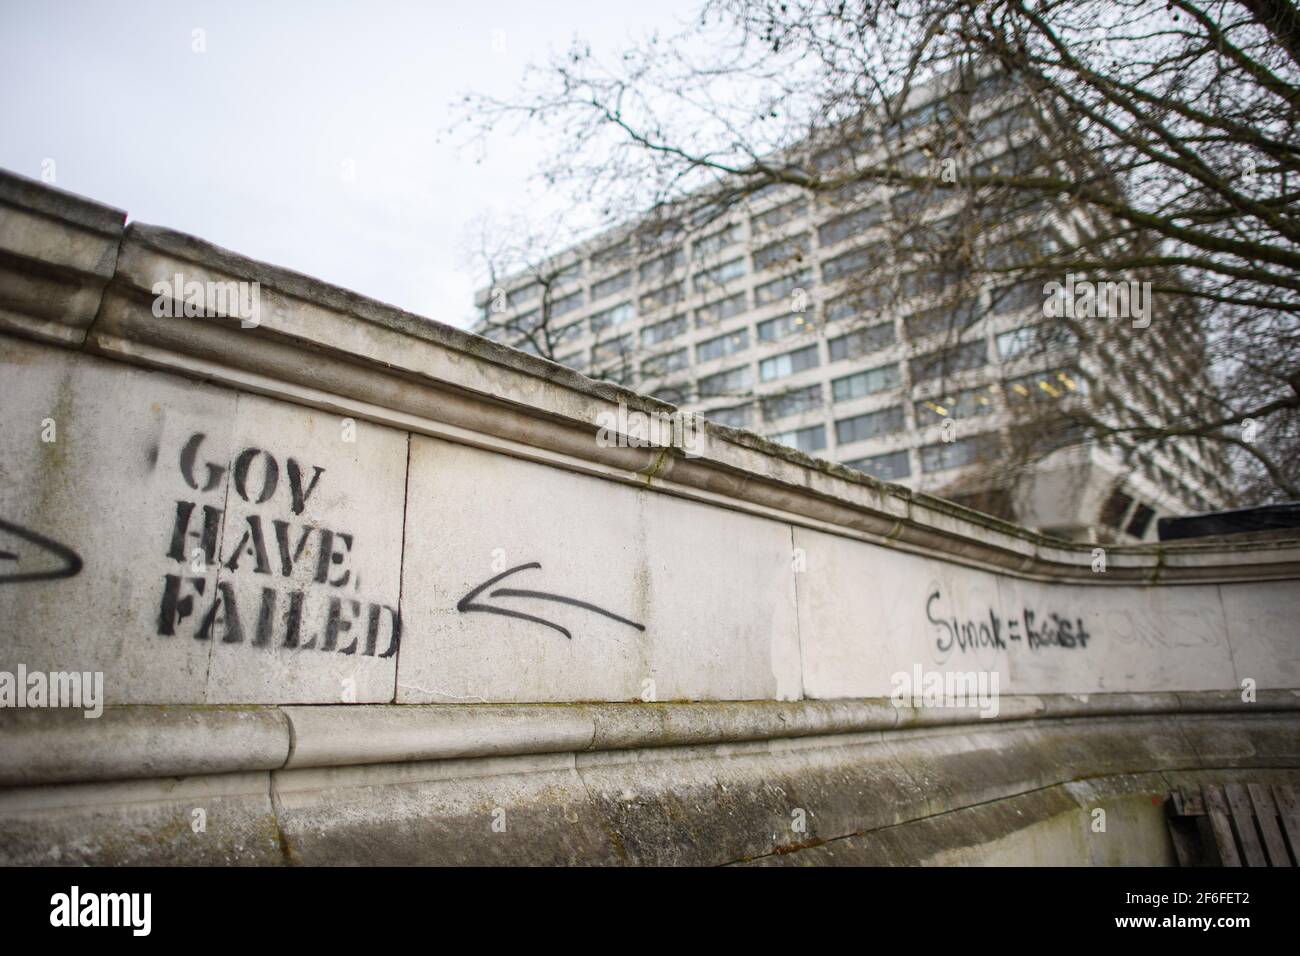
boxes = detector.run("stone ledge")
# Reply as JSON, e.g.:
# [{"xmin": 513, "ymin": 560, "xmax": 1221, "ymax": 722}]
[
  {"xmin": 2, "ymin": 691, "xmax": 1296, "ymax": 787},
  {"xmin": 2, "ymin": 168, "xmax": 1293, "ymax": 586},
  {"xmin": 3, "ymin": 712, "xmax": 1296, "ymax": 865},
  {"xmin": 85, "ymin": 223, "xmax": 1300, "ymax": 584},
  {"xmin": 0, "ymin": 169, "xmax": 126, "ymax": 345},
  {"xmin": 0, "ymin": 705, "xmax": 290, "ymax": 787}
]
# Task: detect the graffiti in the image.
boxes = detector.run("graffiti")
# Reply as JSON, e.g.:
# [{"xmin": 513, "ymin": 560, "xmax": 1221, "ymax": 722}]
[
  {"xmin": 0, "ymin": 518, "xmax": 82, "ymax": 585},
  {"xmin": 457, "ymin": 561, "xmax": 645, "ymax": 640},
  {"xmin": 156, "ymin": 432, "xmax": 400, "ymax": 656},
  {"xmin": 926, "ymin": 588, "xmax": 1091, "ymax": 656}
]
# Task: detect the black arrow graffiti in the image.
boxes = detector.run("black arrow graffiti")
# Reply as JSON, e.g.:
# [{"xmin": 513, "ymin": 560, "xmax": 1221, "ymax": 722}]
[
  {"xmin": 0, "ymin": 518, "xmax": 83, "ymax": 585},
  {"xmin": 456, "ymin": 561, "xmax": 645, "ymax": 640}
]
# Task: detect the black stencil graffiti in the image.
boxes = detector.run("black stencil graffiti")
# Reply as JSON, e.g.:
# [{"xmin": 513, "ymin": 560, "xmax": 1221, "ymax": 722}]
[
  {"xmin": 0, "ymin": 518, "xmax": 83, "ymax": 585},
  {"xmin": 157, "ymin": 432, "xmax": 399, "ymax": 656},
  {"xmin": 457, "ymin": 562, "xmax": 645, "ymax": 640}
]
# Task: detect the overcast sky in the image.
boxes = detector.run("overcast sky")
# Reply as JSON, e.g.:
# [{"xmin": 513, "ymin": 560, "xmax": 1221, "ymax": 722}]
[{"xmin": 0, "ymin": 0, "xmax": 700, "ymax": 328}]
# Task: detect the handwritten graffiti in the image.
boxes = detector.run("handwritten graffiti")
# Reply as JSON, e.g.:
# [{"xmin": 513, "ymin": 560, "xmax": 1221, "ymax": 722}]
[
  {"xmin": 157, "ymin": 432, "xmax": 399, "ymax": 656},
  {"xmin": 926, "ymin": 588, "xmax": 1091, "ymax": 656},
  {"xmin": 0, "ymin": 518, "xmax": 82, "ymax": 585},
  {"xmin": 457, "ymin": 562, "xmax": 645, "ymax": 640}
]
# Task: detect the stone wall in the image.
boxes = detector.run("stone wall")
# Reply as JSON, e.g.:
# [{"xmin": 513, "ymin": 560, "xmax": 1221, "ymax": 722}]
[{"xmin": 1, "ymin": 169, "xmax": 1297, "ymax": 864}]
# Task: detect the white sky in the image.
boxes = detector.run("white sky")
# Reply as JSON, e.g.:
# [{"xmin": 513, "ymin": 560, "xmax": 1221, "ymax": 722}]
[{"xmin": 0, "ymin": 0, "xmax": 701, "ymax": 328}]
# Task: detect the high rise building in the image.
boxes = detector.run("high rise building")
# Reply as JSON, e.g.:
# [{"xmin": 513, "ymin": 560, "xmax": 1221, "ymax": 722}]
[{"xmin": 473, "ymin": 74, "xmax": 1234, "ymax": 542}]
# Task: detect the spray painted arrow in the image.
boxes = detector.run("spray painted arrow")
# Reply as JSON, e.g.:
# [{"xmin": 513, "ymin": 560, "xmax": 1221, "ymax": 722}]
[
  {"xmin": 0, "ymin": 518, "xmax": 83, "ymax": 585},
  {"xmin": 456, "ymin": 561, "xmax": 644, "ymax": 640}
]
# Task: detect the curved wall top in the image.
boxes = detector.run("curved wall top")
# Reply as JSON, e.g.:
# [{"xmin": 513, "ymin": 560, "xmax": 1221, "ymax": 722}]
[{"xmin": 1, "ymin": 169, "xmax": 1298, "ymax": 707}]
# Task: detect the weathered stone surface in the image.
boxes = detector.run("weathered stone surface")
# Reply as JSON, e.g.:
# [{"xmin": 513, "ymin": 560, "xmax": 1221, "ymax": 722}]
[
  {"xmin": 1219, "ymin": 579, "xmax": 1300, "ymax": 689},
  {"xmin": 794, "ymin": 526, "xmax": 1015, "ymax": 698},
  {"xmin": 271, "ymin": 754, "xmax": 619, "ymax": 865},
  {"xmin": 395, "ymin": 436, "xmax": 801, "ymax": 703},
  {"xmin": 0, "ymin": 771, "xmax": 283, "ymax": 866},
  {"xmin": 0, "ymin": 170, "xmax": 125, "ymax": 345},
  {"xmin": 0, "ymin": 705, "xmax": 289, "ymax": 786},
  {"xmin": 201, "ymin": 392, "xmax": 407, "ymax": 704},
  {"xmin": 281, "ymin": 704, "xmax": 596, "ymax": 768},
  {"xmin": 795, "ymin": 523, "xmax": 1244, "ymax": 700},
  {"xmin": 1, "ymin": 339, "xmax": 238, "ymax": 703},
  {"xmin": 0, "ymin": 337, "xmax": 408, "ymax": 704}
]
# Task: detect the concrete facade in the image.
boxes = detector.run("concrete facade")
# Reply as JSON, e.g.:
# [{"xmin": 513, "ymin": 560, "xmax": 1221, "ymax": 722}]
[
  {"xmin": 1, "ymin": 170, "xmax": 1297, "ymax": 864},
  {"xmin": 472, "ymin": 80, "xmax": 1234, "ymax": 543}
]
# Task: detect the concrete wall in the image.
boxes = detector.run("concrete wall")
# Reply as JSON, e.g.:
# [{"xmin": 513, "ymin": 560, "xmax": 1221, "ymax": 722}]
[{"xmin": 2, "ymin": 170, "xmax": 1298, "ymax": 864}]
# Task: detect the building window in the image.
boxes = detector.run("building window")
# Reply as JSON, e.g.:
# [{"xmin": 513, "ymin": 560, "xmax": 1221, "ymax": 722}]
[
  {"xmin": 890, "ymin": 185, "xmax": 951, "ymax": 219},
  {"xmin": 985, "ymin": 228, "xmax": 1059, "ymax": 268},
  {"xmin": 693, "ymin": 223, "xmax": 742, "ymax": 257},
  {"xmin": 899, "ymin": 268, "xmax": 966, "ymax": 300},
  {"xmin": 696, "ymin": 292, "xmax": 748, "ymax": 326},
  {"xmin": 920, "ymin": 434, "xmax": 997, "ymax": 473},
  {"xmin": 652, "ymin": 384, "xmax": 689, "ymax": 405},
  {"xmin": 975, "ymin": 106, "xmax": 1032, "ymax": 141},
  {"xmin": 812, "ymin": 130, "xmax": 873, "ymax": 171},
  {"xmin": 904, "ymin": 299, "xmax": 980, "ymax": 341},
  {"xmin": 550, "ymin": 289, "xmax": 585, "ymax": 319},
  {"xmin": 909, "ymin": 340, "xmax": 988, "ymax": 383},
  {"xmin": 845, "ymin": 449, "xmax": 911, "ymax": 481},
  {"xmin": 1004, "ymin": 368, "xmax": 1084, "ymax": 404},
  {"xmin": 508, "ymin": 283, "xmax": 540, "ymax": 307},
  {"xmin": 1100, "ymin": 489, "xmax": 1134, "ymax": 529},
  {"xmin": 817, "ymin": 205, "xmax": 884, "ymax": 247},
  {"xmin": 996, "ymin": 326, "xmax": 1038, "ymax": 359},
  {"xmin": 698, "ymin": 364, "xmax": 753, "ymax": 398},
  {"xmin": 641, "ymin": 348, "xmax": 689, "ymax": 377},
  {"xmin": 828, "ymin": 322, "xmax": 896, "ymax": 361},
  {"xmin": 639, "ymin": 249, "xmax": 685, "ymax": 283},
  {"xmin": 753, "ymin": 233, "xmax": 810, "ymax": 271},
  {"xmin": 591, "ymin": 333, "xmax": 634, "ymax": 365},
  {"xmin": 553, "ymin": 261, "xmax": 582, "ymax": 284},
  {"xmin": 770, "ymin": 424, "xmax": 827, "ymax": 454},
  {"xmin": 754, "ymin": 270, "xmax": 814, "ymax": 308},
  {"xmin": 914, "ymin": 385, "xmax": 997, "ymax": 425},
  {"xmin": 831, "ymin": 363, "xmax": 900, "ymax": 402},
  {"xmin": 639, "ymin": 280, "xmax": 685, "ymax": 312},
  {"xmin": 761, "ymin": 384, "xmax": 823, "ymax": 421},
  {"xmin": 822, "ymin": 244, "xmax": 885, "ymax": 282},
  {"xmin": 757, "ymin": 310, "xmax": 817, "ymax": 342},
  {"xmin": 641, "ymin": 314, "xmax": 687, "ymax": 348},
  {"xmin": 693, "ymin": 258, "xmax": 747, "ymax": 293},
  {"xmin": 997, "ymin": 323, "xmax": 1076, "ymax": 359},
  {"xmin": 697, "ymin": 329, "xmax": 750, "ymax": 363},
  {"xmin": 825, "ymin": 289, "xmax": 886, "ymax": 324},
  {"xmin": 556, "ymin": 351, "xmax": 585, "ymax": 370},
  {"xmin": 591, "ymin": 240, "xmax": 632, "ymax": 269},
  {"xmin": 508, "ymin": 308, "xmax": 542, "ymax": 333},
  {"xmin": 708, "ymin": 403, "xmax": 753, "ymax": 428},
  {"xmin": 835, "ymin": 406, "xmax": 906, "ymax": 445},
  {"xmin": 760, "ymin": 344, "xmax": 820, "ymax": 381},
  {"xmin": 989, "ymin": 282, "xmax": 1041, "ymax": 314},
  {"xmin": 553, "ymin": 321, "xmax": 584, "ymax": 347},
  {"xmin": 591, "ymin": 270, "xmax": 633, "ymax": 301},
  {"xmin": 884, "ymin": 98, "xmax": 952, "ymax": 140},
  {"xmin": 590, "ymin": 301, "xmax": 635, "ymax": 333},
  {"xmin": 752, "ymin": 199, "xmax": 809, "ymax": 233}
]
